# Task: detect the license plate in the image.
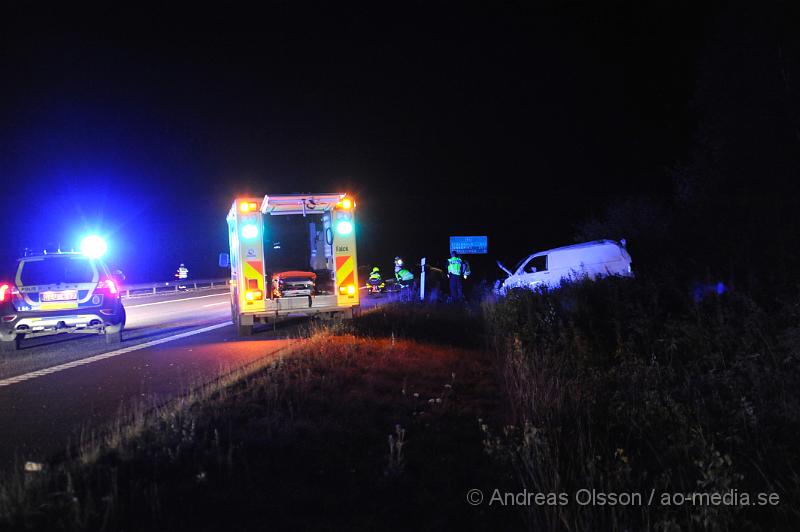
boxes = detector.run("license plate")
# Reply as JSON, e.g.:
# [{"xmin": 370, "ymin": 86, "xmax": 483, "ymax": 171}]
[{"xmin": 41, "ymin": 290, "xmax": 78, "ymax": 302}]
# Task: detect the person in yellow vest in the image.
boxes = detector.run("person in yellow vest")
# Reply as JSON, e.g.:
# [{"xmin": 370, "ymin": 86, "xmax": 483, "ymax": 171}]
[
  {"xmin": 395, "ymin": 264, "xmax": 415, "ymax": 287},
  {"xmin": 395, "ymin": 263, "xmax": 415, "ymax": 301},
  {"xmin": 175, "ymin": 263, "xmax": 189, "ymax": 290},
  {"xmin": 368, "ymin": 266, "xmax": 385, "ymax": 293},
  {"xmin": 447, "ymin": 251, "xmax": 464, "ymax": 301}
]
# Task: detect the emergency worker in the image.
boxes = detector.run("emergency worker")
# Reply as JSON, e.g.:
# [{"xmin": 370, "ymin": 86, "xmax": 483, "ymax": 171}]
[
  {"xmin": 395, "ymin": 263, "xmax": 415, "ymax": 301},
  {"xmin": 368, "ymin": 266, "xmax": 385, "ymax": 293},
  {"xmin": 176, "ymin": 263, "xmax": 189, "ymax": 290},
  {"xmin": 447, "ymin": 251, "xmax": 464, "ymax": 301},
  {"xmin": 395, "ymin": 265, "xmax": 415, "ymax": 286}
]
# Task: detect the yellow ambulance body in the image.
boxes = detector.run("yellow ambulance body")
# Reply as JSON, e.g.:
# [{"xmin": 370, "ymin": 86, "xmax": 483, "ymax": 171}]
[{"xmin": 225, "ymin": 193, "xmax": 359, "ymax": 335}]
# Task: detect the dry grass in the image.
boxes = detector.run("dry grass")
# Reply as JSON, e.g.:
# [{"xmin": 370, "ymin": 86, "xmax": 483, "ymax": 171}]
[
  {"xmin": 483, "ymin": 277, "xmax": 800, "ymax": 531},
  {"xmin": 0, "ymin": 328, "xmax": 512, "ymax": 531}
]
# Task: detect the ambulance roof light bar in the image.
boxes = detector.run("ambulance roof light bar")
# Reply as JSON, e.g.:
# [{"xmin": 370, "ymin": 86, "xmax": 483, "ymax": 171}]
[
  {"xmin": 239, "ymin": 201, "xmax": 259, "ymax": 213},
  {"xmin": 261, "ymin": 193, "xmax": 347, "ymax": 216}
]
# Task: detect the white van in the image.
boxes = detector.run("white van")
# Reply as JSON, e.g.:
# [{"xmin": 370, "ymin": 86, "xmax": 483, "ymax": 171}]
[{"xmin": 499, "ymin": 239, "xmax": 632, "ymax": 292}]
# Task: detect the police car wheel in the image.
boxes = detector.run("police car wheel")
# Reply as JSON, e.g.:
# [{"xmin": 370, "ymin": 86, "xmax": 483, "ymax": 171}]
[
  {"xmin": 0, "ymin": 337, "xmax": 20, "ymax": 353},
  {"xmin": 104, "ymin": 307, "xmax": 126, "ymax": 344}
]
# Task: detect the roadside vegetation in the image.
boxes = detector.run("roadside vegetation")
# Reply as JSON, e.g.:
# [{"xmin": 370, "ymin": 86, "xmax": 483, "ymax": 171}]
[
  {"xmin": 2, "ymin": 274, "xmax": 799, "ymax": 531},
  {"xmin": 0, "ymin": 316, "xmax": 515, "ymax": 532},
  {"xmin": 356, "ymin": 286, "xmax": 800, "ymax": 530},
  {"xmin": 484, "ymin": 276, "xmax": 800, "ymax": 530}
]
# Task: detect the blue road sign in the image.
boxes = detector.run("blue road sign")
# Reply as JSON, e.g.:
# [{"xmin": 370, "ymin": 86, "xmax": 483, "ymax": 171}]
[{"xmin": 450, "ymin": 236, "xmax": 488, "ymax": 254}]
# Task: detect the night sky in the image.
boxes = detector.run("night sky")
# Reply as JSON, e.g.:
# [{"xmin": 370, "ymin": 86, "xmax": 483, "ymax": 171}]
[{"xmin": 2, "ymin": 2, "xmax": 796, "ymax": 282}]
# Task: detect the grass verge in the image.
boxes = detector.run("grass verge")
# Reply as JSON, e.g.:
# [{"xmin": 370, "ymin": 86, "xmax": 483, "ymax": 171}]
[
  {"xmin": 0, "ymin": 328, "xmax": 514, "ymax": 531},
  {"xmin": 484, "ymin": 276, "xmax": 800, "ymax": 531}
]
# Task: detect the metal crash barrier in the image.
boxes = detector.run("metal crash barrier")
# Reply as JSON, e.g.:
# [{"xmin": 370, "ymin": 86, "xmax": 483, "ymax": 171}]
[{"xmin": 120, "ymin": 278, "xmax": 229, "ymax": 299}]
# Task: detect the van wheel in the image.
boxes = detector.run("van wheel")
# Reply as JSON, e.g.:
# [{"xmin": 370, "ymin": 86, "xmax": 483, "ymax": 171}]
[{"xmin": 0, "ymin": 337, "xmax": 20, "ymax": 354}]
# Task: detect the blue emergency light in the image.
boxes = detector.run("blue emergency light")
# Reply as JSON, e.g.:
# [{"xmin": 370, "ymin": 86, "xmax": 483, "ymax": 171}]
[
  {"xmin": 336, "ymin": 221, "xmax": 353, "ymax": 235},
  {"xmin": 241, "ymin": 224, "xmax": 259, "ymax": 239},
  {"xmin": 80, "ymin": 235, "xmax": 108, "ymax": 258}
]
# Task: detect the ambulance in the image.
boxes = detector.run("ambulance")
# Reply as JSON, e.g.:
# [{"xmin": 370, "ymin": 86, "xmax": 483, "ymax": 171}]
[{"xmin": 222, "ymin": 193, "xmax": 359, "ymax": 335}]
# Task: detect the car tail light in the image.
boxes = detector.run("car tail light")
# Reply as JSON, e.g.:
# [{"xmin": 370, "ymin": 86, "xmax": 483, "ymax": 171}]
[
  {"xmin": 0, "ymin": 284, "xmax": 10, "ymax": 303},
  {"xmin": 2, "ymin": 315, "xmax": 16, "ymax": 322},
  {"xmin": 98, "ymin": 278, "xmax": 119, "ymax": 295}
]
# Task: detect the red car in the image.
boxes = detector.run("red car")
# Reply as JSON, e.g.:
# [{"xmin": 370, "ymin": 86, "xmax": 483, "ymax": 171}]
[{"xmin": 271, "ymin": 271, "xmax": 316, "ymax": 298}]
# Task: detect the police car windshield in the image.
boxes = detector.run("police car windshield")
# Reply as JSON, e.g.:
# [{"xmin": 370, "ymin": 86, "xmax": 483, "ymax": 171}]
[{"xmin": 19, "ymin": 256, "xmax": 96, "ymax": 285}]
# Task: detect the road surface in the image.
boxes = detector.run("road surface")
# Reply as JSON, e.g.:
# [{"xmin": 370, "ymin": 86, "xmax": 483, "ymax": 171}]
[{"xmin": 0, "ymin": 290, "xmax": 302, "ymax": 471}]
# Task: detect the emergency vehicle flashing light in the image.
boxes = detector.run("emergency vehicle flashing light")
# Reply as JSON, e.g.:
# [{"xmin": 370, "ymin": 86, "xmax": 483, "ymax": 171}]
[
  {"xmin": 80, "ymin": 235, "xmax": 108, "ymax": 258},
  {"xmin": 241, "ymin": 224, "xmax": 259, "ymax": 239},
  {"xmin": 336, "ymin": 197, "xmax": 355, "ymax": 210},
  {"xmin": 240, "ymin": 201, "xmax": 258, "ymax": 213},
  {"xmin": 336, "ymin": 221, "xmax": 353, "ymax": 235},
  {"xmin": 0, "ymin": 283, "xmax": 9, "ymax": 303}
]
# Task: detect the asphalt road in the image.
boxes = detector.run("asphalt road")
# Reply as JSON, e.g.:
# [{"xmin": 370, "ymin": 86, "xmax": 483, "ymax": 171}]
[
  {"xmin": 0, "ymin": 289, "xmax": 234, "ymax": 380},
  {"xmin": 0, "ymin": 290, "xmax": 302, "ymax": 471}
]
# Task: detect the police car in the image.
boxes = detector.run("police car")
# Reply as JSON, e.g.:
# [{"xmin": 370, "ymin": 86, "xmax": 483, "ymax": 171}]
[{"xmin": 0, "ymin": 250, "xmax": 126, "ymax": 353}]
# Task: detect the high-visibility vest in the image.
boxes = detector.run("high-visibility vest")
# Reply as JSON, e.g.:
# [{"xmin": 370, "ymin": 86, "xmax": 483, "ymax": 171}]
[
  {"xmin": 177, "ymin": 267, "xmax": 188, "ymax": 279},
  {"xmin": 396, "ymin": 268, "xmax": 414, "ymax": 281},
  {"xmin": 369, "ymin": 270, "xmax": 382, "ymax": 281},
  {"xmin": 447, "ymin": 257, "xmax": 462, "ymax": 276}
]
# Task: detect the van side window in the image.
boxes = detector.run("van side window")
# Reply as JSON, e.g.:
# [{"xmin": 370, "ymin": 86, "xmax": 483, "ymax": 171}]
[{"xmin": 525, "ymin": 255, "xmax": 547, "ymax": 273}]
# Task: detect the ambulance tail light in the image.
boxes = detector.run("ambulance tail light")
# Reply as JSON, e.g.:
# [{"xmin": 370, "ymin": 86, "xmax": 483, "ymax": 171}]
[
  {"xmin": 338, "ymin": 284, "xmax": 356, "ymax": 296},
  {"xmin": 245, "ymin": 290, "xmax": 263, "ymax": 301},
  {"xmin": 0, "ymin": 283, "xmax": 10, "ymax": 303}
]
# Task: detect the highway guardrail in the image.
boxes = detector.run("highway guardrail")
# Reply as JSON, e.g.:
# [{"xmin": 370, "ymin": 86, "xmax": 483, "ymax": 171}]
[{"xmin": 121, "ymin": 278, "xmax": 229, "ymax": 299}]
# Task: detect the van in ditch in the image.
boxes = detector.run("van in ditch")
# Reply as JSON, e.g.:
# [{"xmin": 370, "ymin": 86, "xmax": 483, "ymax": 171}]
[{"xmin": 498, "ymin": 239, "xmax": 632, "ymax": 292}]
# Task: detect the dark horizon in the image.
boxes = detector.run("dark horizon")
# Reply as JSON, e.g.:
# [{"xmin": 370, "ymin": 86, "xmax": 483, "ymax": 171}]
[{"xmin": 2, "ymin": 2, "xmax": 798, "ymax": 281}]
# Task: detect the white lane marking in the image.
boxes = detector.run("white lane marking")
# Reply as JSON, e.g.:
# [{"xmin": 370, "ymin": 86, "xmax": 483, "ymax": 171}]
[
  {"xmin": 202, "ymin": 302, "xmax": 229, "ymax": 308},
  {"xmin": 125, "ymin": 293, "xmax": 228, "ymax": 309},
  {"xmin": 0, "ymin": 322, "xmax": 230, "ymax": 388}
]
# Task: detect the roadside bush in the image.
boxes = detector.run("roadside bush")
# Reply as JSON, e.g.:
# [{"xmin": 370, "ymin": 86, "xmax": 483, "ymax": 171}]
[{"xmin": 484, "ymin": 276, "xmax": 800, "ymax": 531}]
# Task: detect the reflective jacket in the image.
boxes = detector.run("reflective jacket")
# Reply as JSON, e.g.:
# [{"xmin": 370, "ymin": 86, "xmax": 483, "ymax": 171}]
[
  {"xmin": 369, "ymin": 270, "xmax": 382, "ymax": 281},
  {"xmin": 396, "ymin": 268, "xmax": 414, "ymax": 282},
  {"xmin": 447, "ymin": 257, "xmax": 463, "ymax": 276},
  {"xmin": 177, "ymin": 267, "xmax": 189, "ymax": 279}
]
